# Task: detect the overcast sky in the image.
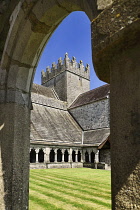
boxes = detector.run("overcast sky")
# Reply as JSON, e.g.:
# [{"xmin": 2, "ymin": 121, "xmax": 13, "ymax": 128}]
[{"xmin": 34, "ymin": 11, "xmax": 106, "ymax": 90}]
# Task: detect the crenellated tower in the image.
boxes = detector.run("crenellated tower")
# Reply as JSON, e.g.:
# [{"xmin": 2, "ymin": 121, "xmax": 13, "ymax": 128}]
[{"xmin": 41, "ymin": 53, "xmax": 90, "ymax": 105}]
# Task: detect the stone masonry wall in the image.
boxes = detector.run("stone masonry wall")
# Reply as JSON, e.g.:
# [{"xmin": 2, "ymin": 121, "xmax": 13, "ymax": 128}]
[
  {"xmin": 99, "ymin": 149, "xmax": 111, "ymax": 165},
  {"xmin": 43, "ymin": 71, "xmax": 67, "ymax": 101},
  {"xmin": 69, "ymin": 98, "xmax": 110, "ymax": 130},
  {"xmin": 67, "ymin": 71, "xmax": 90, "ymax": 105}
]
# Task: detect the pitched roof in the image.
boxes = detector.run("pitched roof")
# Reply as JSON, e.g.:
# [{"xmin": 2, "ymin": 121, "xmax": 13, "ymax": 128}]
[
  {"xmin": 32, "ymin": 83, "xmax": 56, "ymax": 98},
  {"xmin": 98, "ymin": 135, "xmax": 110, "ymax": 149},
  {"xmin": 30, "ymin": 103, "xmax": 82, "ymax": 144},
  {"xmin": 69, "ymin": 84, "xmax": 110, "ymax": 109},
  {"xmin": 83, "ymin": 128, "xmax": 110, "ymax": 146}
]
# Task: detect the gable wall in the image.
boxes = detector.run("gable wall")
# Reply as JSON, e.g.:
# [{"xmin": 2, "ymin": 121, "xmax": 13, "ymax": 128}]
[{"xmin": 69, "ymin": 98, "xmax": 110, "ymax": 130}]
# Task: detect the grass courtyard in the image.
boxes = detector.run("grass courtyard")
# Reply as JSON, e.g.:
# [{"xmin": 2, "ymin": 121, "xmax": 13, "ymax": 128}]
[{"xmin": 29, "ymin": 168, "xmax": 111, "ymax": 210}]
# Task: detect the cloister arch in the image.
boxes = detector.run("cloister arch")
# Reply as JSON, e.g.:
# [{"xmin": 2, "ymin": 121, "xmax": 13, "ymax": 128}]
[
  {"xmin": 85, "ymin": 151, "xmax": 89, "ymax": 163},
  {"xmin": 0, "ymin": 1, "xmax": 140, "ymax": 210},
  {"xmin": 72, "ymin": 150, "xmax": 76, "ymax": 162},
  {"xmin": 38, "ymin": 149, "xmax": 44, "ymax": 163},
  {"xmin": 0, "ymin": 2, "xmax": 98, "ymax": 209},
  {"xmin": 91, "ymin": 151, "xmax": 95, "ymax": 163},
  {"xmin": 30, "ymin": 149, "xmax": 36, "ymax": 163},
  {"xmin": 64, "ymin": 149, "xmax": 69, "ymax": 162},
  {"xmin": 57, "ymin": 149, "xmax": 62, "ymax": 162},
  {"xmin": 78, "ymin": 151, "xmax": 81, "ymax": 162},
  {"xmin": 50, "ymin": 149, "xmax": 55, "ymax": 162}
]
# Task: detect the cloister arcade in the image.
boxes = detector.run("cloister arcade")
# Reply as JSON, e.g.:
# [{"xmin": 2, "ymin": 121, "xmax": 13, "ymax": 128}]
[{"xmin": 30, "ymin": 147, "xmax": 98, "ymax": 167}]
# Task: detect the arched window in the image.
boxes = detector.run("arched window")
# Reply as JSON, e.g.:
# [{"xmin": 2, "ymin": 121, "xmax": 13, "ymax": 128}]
[
  {"xmin": 64, "ymin": 150, "xmax": 69, "ymax": 162},
  {"xmin": 57, "ymin": 149, "xmax": 62, "ymax": 162},
  {"xmin": 85, "ymin": 151, "xmax": 89, "ymax": 163},
  {"xmin": 78, "ymin": 151, "xmax": 81, "ymax": 162},
  {"xmin": 38, "ymin": 149, "xmax": 44, "ymax": 163},
  {"xmin": 91, "ymin": 151, "xmax": 95, "ymax": 163},
  {"xmin": 30, "ymin": 149, "xmax": 36, "ymax": 163},
  {"xmin": 72, "ymin": 150, "xmax": 76, "ymax": 162},
  {"xmin": 50, "ymin": 149, "xmax": 55, "ymax": 162}
]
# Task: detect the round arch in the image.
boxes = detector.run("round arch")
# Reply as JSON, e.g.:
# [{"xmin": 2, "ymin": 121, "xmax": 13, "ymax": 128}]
[
  {"xmin": 0, "ymin": 0, "xmax": 98, "ymax": 100},
  {"xmin": 0, "ymin": 1, "xmax": 99, "ymax": 209}
]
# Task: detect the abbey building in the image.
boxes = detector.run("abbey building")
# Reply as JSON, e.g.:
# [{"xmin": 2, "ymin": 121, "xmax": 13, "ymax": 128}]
[{"xmin": 30, "ymin": 53, "xmax": 110, "ymax": 170}]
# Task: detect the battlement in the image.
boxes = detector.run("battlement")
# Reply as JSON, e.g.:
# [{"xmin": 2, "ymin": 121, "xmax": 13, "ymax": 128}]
[{"xmin": 41, "ymin": 53, "xmax": 90, "ymax": 84}]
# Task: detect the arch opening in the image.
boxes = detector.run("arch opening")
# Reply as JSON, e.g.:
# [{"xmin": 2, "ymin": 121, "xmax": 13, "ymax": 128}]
[
  {"xmin": 91, "ymin": 151, "xmax": 95, "ymax": 163},
  {"xmin": 30, "ymin": 149, "xmax": 36, "ymax": 163},
  {"xmin": 72, "ymin": 150, "xmax": 76, "ymax": 162},
  {"xmin": 38, "ymin": 149, "xmax": 44, "ymax": 163},
  {"xmin": 64, "ymin": 150, "xmax": 69, "ymax": 162},
  {"xmin": 50, "ymin": 149, "xmax": 55, "ymax": 162},
  {"xmin": 78, "ymin": 151, "xmax": 81, "ymax": 162},
  {"xmin": 85, "ymin": 151, "xmax": 89, "ymax": 163},
  {"xmin": 57, "ymin": 149, "xmax": 62, "ymax": 162}
]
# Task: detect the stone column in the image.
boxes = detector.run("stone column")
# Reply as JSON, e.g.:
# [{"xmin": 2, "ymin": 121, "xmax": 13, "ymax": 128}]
[
  {"xmin": 110, "ymin": 42, "xmax": 140, "ymax": 209},
  {"xmin": 89, "ymin": 150, "xmax": 91, "ymax": 163},
  {"xmin": 80, "ymin": 150, "xmax": 83, "ymax": 163},
  {"xmin": 75, "ymin": 150, "xmax": 78, "ymax": 162},
  {"xmin": 91, "ymin": 1, "xmax": 140, "ymax": 208},
  {"xmin": 94, "ymin": 150, "xmax": 99, "ymax": 169},
  {"xmin": 95, "ymin": 150, "xmax": 99, "ymax": 163},
  {"xmin": 54, "ymin": 149, "xmax": 57, "ymax": 163},
  {"xmin": 0, "ymin": 101, "xmax": 30, "ymax": 210},
  {"xmin": 62, "ymin": 149, "xmax": 64, "ymax": 162},
  {"xmin": 83, "ymin": 149, "xmax": 86, "ymax": 162},
  {"xmin": 69, "ymin": 148, "xmax": 72, "ymax": 162},
  {"xmin": 36, "ymin": 149, "xmax": 39, "ymax": 163},
  {"xmin": 44, "ymin": 148, "xmax": 50, "ymax": 163}
]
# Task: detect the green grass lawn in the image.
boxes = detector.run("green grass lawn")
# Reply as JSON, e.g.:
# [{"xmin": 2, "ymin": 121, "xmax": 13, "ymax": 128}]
[{"xmin": 29, "ymin": 168, "xmax": 111, "ymax": 210}]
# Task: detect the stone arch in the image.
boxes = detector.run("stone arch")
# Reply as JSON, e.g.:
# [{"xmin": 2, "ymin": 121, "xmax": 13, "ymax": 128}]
[
  {"xmin": 0, "ymin": 1, "xmax": 101, "ymax": 209},
  {"xmin": 85, "ymin": 151, "xmax": 89, "ymax": 163},
  {"xmin": 72, "ymin": 150, "xmax": 76, "ymax": 162},
  {"xmin": 30, "ymin": 149, "xmax": 36, "ymax": 163},
  {"xmin": 38, "ymin": 149, "xmax": 44, "ymax": 163},
  {"xmin": 64, "ymin": 149, "xmax": 69, "ymax": 162},
  {"xmin": 91, "ymin": 151, "xmax": 95, "ymax": 163},
  {"xmin": 78, "ymin": 150, "xmax": 81, "ymax": 162},
  {"xmin": 57, "ymin": 149, "xmax": 62, "ymax": 162},
  {"xmin": 0, "ymin": 1, "xmax": 97, "ymax": 99},
  {"xmin": 50, "ymin": 149, "xmax": 55, "ymax": 162}
]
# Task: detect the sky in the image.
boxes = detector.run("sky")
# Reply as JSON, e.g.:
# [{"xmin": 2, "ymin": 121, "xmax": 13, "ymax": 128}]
[{"xmin": 34, "ymin": 11, "xmax": 106, "ymax": 90}]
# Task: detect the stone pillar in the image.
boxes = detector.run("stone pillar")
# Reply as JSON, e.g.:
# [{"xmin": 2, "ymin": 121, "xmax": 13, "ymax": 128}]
[
  {"xmin": 54, "ymin": 149, "xmax": 57, "ymax": 163},
  {"xmin": 69, "ymin": 148, "xmax": 72, "ymax": 162},
  {"xmin": 80, "ymin": 150, "xmax": 83, "ymax": 163},
  {"xmin": 110, "ymin": 41, "xmax": 140, "ymax": 209},
  {"xmin": 62, "ymin": 149, "xmax": 64, "ymax": 162},
  {"xmin": 75, "ymin": 150, "xmax": 78, "ymax": 162},
  {"xmin": 91, "ymin": 1, "xmax": 140, "ymax": 208},
  {"xmin": 44, "ymin": 148, "xmax": 50, "ymax": 163},
  {"xmin": 36, "ymin": 149, "xmax": 39, "ymax": 163},
  {"xmin": 95, "ymin": 150, "xmax": 99, "ymax": 163},
  {"xmin": 89, "ymin": 150, "xmax": 91, "ymax": 163},
  {"xmin": 83, "ymin": 149, "xmax": 86, "ymax": 162},
  {"xmin": 94, "ymin": 150, "xmax": 99, "ymax": 169},
  {"xmin": 0, "ymin": 102, "xmax": 30, "ymax": 210}
]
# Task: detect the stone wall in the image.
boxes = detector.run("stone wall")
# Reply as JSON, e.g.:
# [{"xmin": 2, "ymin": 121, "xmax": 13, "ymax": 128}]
[
  {"xmin": 99, "ymin": 149, "xmax": 111, "ymax": 165},
  {"xmin": 69, "ymin": 98, "xmax": 110, "ymax": 130},
  {"xmin": 67, "ymin": 71, "xmax": 90, "ymax": 105},
  {"xmin": 43, "ymin": 71, "xmax": 67, "ymax": 101}
]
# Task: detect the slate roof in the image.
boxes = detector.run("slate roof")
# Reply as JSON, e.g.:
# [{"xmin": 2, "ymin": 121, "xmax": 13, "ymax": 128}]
[
  {"xmin": 98, "ymin": 135, "xmax": 110, "ymax": 149},
  {"xmin": 69, "ymin": 84, "xmax": 110, "ymax": 109},
  {"xmin": 30, "ymin": 101, "xmax": 82, "ymax": 144},
  {"xmin": 32, "ymin": 83, "xmax": 56, "ymax": 98},
  {"xmin": 83, "ymin": 128, "xmax": 110, "ymax": 146}
]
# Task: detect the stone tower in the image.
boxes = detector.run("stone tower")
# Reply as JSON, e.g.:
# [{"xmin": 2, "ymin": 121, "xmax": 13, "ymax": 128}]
[{"xmin": 41, "ymin": 53, "xmax": 90, "ymax": 105}]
